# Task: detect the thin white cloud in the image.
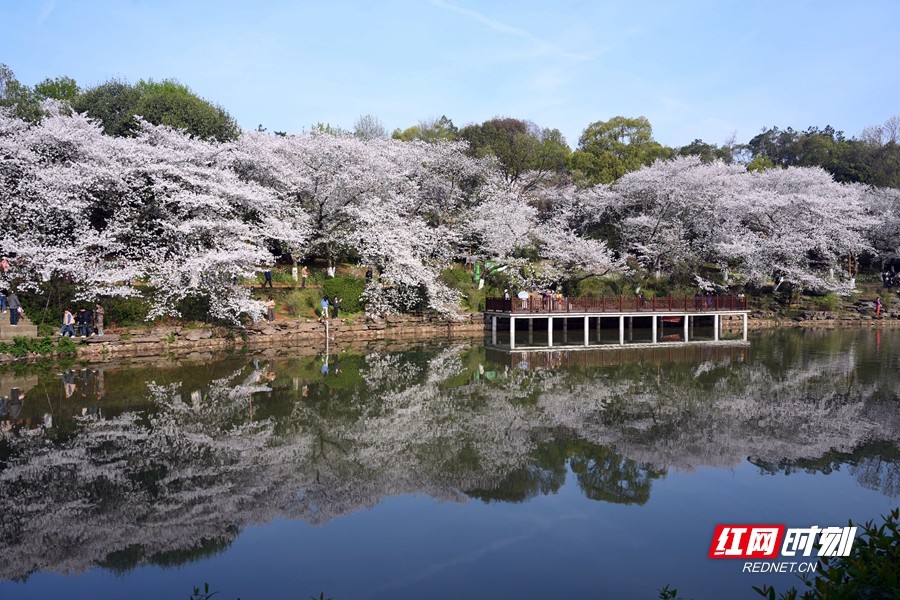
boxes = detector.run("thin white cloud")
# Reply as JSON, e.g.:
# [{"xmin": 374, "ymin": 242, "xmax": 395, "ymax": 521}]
[
  {"xmin": 430, "ymin": 0, "xmax": 591, "ymax": 61},
  {"xmin": 36, "ymin": 0, "xmax": 56, "ymax": 25}
]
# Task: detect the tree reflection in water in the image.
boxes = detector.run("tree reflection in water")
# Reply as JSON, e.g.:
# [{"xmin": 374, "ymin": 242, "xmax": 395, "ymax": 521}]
[{"xmin": 0, "ymin": 329, "xmax": 897, "ymax": 581}]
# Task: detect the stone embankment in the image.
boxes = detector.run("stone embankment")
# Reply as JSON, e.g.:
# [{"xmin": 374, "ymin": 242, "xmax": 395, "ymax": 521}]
[
  {"xmin": 71, "ymin": 314, "xmax": 484, "ymax": 362},
  {"xmin": 745, "ymin": 298, "xmax": 900, "ymax": 328}
]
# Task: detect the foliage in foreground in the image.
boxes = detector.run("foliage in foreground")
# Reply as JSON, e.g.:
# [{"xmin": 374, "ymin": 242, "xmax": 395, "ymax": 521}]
[{"xmin": 752, "ymin": 508, "xmax": 899, "ymax": 599}]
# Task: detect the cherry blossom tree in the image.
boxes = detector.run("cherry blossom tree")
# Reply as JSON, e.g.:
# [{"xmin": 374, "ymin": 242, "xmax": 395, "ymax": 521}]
[
  {"xmin": 226, "ymin": 131, "xmax": 517, "ymax": 315},
  {"xmin": 718, "ymin": 166, "xmax": 874, "ymax": 292},
  {"xmin": 1, "ymin": 104, "xmax": 304, "ymax": 321},
  {"xmin": 603, "ymin": 157, "xmax": 745, "ymax": 281},
  {"xmin": 865, "ymin": 186, "xmax": 900, "ymax": 267},
  {"xmin": 569, "ymin": 157, "xmax": 876, "ymax": 293}
]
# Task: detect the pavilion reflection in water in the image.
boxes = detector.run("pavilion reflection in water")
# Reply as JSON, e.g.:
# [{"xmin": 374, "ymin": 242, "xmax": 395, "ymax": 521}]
[{"xmin": 485, "ymin": 341, "xmax": 748, "ymax": 371}]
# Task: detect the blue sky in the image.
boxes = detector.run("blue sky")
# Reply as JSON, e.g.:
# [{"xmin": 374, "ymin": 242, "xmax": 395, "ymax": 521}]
[{"xmin": 2, "ymin": 0, "xmax": 898, "ymax": 148}]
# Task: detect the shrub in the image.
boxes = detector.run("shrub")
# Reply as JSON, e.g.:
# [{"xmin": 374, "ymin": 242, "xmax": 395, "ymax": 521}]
[
  {"xmin": 102, "ymin": 296, "xmax": 151, "ymax": 326},
  {"xmin": 440, "ymin": 267, "xmax": 476, "ymax": 290},
  {"xmin": 0, "ymin": 336, "xmax": 55, "ymax": 357},
  {"xmin": 56, "ymin": 336, "xmax": 78, "ymax": 356},
  {"xmin": 462, "ymin": 287, "xmax": 485, "ymax": 312},
  {"xmin": 322, "ymin": 276, "xmax": 367, "ymax": 314},
  {"xmin": 814, "ymin": 292, "xmax": 842, "ymax": 312},
  {"xmin": 281, "ymin": 289, "xmax": 320, "ymax": 318}
]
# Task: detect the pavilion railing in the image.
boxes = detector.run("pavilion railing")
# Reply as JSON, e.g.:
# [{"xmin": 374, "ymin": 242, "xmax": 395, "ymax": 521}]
[{"xmin": 484, "ymin": 295, "xmax": 748, "ymax": 314}]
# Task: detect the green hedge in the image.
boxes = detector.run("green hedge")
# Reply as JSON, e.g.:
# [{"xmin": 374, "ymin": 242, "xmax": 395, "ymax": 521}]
[
  {"xmin": 322, "ymin": 276, "xmax": 366, "ymax": 314},
  {"xmin": 103, "ymin": 296, "xmax": 151, "ymax": 326}
]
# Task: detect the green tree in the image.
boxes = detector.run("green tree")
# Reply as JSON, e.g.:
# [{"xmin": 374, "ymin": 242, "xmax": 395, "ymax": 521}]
[
  {"xmin": 0, "ymin": 63, "xmax": 43, "ymax": 122},
  {"xmin": 678, "ymin": 138, "xmax": 734, "ymax": 163},
  {"xmin": 34, "ymin": 76, "xmax": 80, "ymax": 102},
  {"xmin": 572, "ymin": 115, "xmax": 673, "ymax": 185},
  {"xmin": 132, "ymin": 79, "xmax": 239, "ymax": 142},
  {"xmin": 392, "ymin": 115, "xmax": 459, "ymax": 142},
  {"xmin": 70, "ymin": 79, "xmax": 144, "ymax": 136},
  {"xmin": 747, "ymin": 122, "xmax": 900, "ymax": 189},
  {"xmin": 459, "ymin": 117, "xmax": 571, "ymax": 188},
  {"xmin": 72, "ymin": 78, "xmax": 239, "ymax": 141}
]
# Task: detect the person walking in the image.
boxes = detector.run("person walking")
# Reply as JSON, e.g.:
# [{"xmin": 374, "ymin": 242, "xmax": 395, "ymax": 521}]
[
  {"xmin": 94, "ymin": 304, "xmax": 105, "ymax": 336},
  {"xmin": 7, "ymin": 291, "xmax": 20, "ymax": 326},
  {"xmin": 301, "ymin": 265, "xmax": 308, "ymax": 288},
  {"xmin": 61, "ymin": 309, "xmax": 76, "ymax": 337},
  {"xmin": 263, "ymin": 269, "xmax": 274, "ymax": 289},
  {"xmin": 83, "ymin": 306, "xmax": 94, "ymax": 336},
  {"xmin": 332, "ymin": 297, "xmax": 340, "ymax": 320},
  {"xmin": 266, "ymin": 297, "xmax": 276, "ymax": 322},
  {"xmin": 76, "ymin": 308, "xmax": 86, "ymax": 336},
  {"xmin": 0, "ymin": 289, "xmax": 6, "ymax": 313},
  {"xmin": 320, "ymin": 296, "xmax": 330, "ymax": 320},
  {"xmin": 875, "ymin": 296, "xmax": 883, "ymax": 316}
]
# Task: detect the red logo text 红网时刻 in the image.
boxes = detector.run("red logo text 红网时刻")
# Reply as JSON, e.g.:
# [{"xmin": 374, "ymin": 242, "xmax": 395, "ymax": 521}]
[{"xmin": 708, "ymin": 525, "xmax": 857, "ymax": 559}]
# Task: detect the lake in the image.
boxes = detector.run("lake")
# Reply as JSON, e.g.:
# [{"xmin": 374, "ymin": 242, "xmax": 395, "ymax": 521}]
[{"xmin": 0, "ymin": 328, "xmax": 897, "ymax": 599}]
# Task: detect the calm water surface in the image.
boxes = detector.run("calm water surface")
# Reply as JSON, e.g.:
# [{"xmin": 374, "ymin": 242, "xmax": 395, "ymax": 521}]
[{"xmin": 0, "ymin": 328, "xmax": 897, "ymax": 599}]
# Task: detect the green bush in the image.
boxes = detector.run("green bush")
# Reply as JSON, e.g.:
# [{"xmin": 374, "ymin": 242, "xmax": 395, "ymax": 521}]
[
  {"xmin": 21, "ymin": 306, "xmax": 56, "ymax": 329},
  {"xmin": 322, "ymin": 276, "xmax": 366, "ymax": 314},
  {"xmin": 440, "ymin": 267, "xmax": 476, "ymax": 290},
  {"xmin": 56, "ymin": 336, "xmax": 78, "ymax": 356},
  {"xmin": 813, "ymin": 292, "xmax": 842, "ymax": 312},
  {"xmin": 102, "ymin": 296, "xmax": 151, "ymax": 326},
  {"xmin": 462, "ymin": 287, "xmax": 486, "ymax": 312},
  {"xmin": 0, "ymin": 336, "xmax": 55, "ymax": 357},
  {"xmin": 281, "ymin": 289, "xmax": 320, "ymax": 317}
]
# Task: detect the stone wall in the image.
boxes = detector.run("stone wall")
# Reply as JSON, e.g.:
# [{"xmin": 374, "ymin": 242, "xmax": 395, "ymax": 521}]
[{"xmin": 71, "ymin": 314, "xmax": 485, "ymax": 362}]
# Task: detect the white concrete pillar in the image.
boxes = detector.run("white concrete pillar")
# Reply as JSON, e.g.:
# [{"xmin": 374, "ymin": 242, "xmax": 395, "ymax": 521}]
[
  {"xmin": 743, "ymin": 313, "xmax": 748, "ymax": 342},
  {"xmin": 683, "ymin": 315, "xmax": 689, "ymax": 342},
  {"xmin": 510, "ymin": 317, "xmax": 516, "ymax": 349},
  {"xmin": 548, "ymin": 316, "xmax": 554, "ymax": 347},
  {"xmin": 584, "ymin": 316, "xmax": 589, "ymax": 346},
  {"xmin": 713, "ymin": 314, "xmax": 719, "ymax": 341},
  {"xmin": 619, "ymin": 315, "xmax": 625, "ymax": 345}
]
